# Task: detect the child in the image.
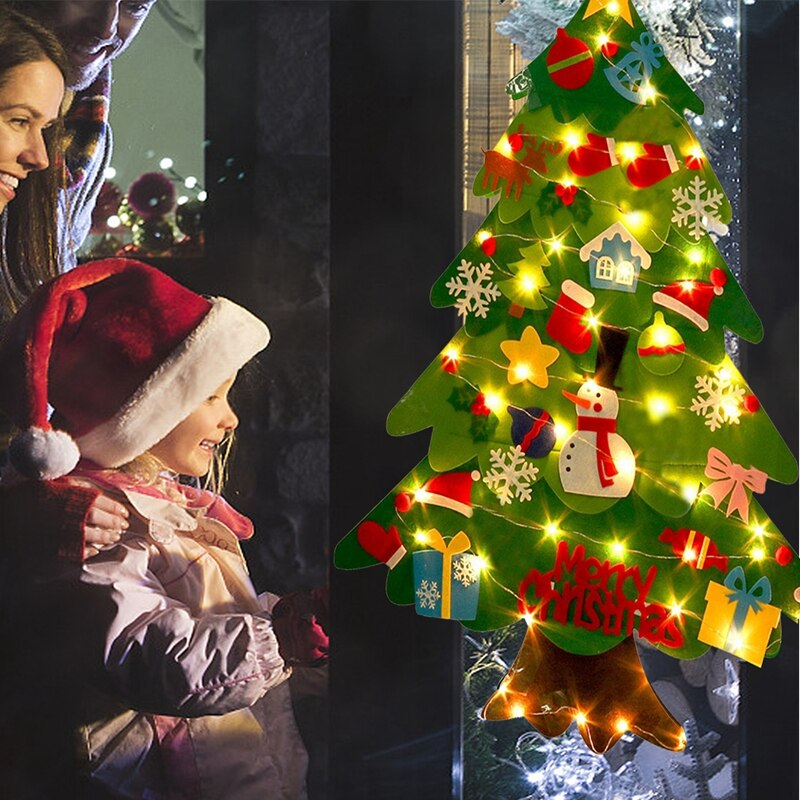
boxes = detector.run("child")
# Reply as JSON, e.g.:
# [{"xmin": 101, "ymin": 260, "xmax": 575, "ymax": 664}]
[{"xmin": 0, "ymin": 258, "xmax": 318, "ymax": 800}]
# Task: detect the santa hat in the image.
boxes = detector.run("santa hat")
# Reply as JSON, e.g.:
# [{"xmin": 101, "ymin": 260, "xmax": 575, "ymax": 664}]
[
  {"xmin": 394, "ymin": 471, "xmax": 480, "ymax": 517},
  {"xmin": 652, "ymin": 268, "xmax": 727, "ymax": 332},
  {"xmin": 0, "ymin": 258, "xmax": 270, "ymax": 480}
]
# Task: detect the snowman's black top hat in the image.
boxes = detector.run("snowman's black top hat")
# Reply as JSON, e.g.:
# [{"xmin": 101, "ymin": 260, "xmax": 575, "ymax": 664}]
[{"xmin": 594, "ymin": 325, "xmax": 630, "ymax": 390}]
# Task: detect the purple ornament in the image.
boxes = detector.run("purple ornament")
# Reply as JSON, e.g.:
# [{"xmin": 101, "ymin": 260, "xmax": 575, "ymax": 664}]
[{"xmin": 508, "ymin": 406, "xmax": 556, "ymax": 458}]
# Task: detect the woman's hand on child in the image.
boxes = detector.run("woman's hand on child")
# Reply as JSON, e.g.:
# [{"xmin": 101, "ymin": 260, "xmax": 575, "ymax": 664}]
[
  {"xmin": 64, "ymin": 479, "xmax": 129, "ymax": 558},
  {"xmin": 272, "ymin": 591, "xmax": 329, "ymax": 667}
]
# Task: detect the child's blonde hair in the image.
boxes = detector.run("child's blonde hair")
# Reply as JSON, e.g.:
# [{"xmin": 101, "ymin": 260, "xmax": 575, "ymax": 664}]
[{"xmin": 119, "ymin": 433, "xmax": 236, "ymax": 496}]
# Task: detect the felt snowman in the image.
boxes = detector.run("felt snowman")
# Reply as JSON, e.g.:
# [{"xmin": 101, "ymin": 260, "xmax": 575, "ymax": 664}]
[{"xmin": 559, "ymin": 327, "xmax": 636, "ymax": 498}]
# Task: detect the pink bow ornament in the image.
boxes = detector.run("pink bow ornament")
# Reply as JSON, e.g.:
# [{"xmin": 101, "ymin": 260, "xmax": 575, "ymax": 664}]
[{"xmin": 702, "ymin": 447, "xmax": 767, "ymax": 523}]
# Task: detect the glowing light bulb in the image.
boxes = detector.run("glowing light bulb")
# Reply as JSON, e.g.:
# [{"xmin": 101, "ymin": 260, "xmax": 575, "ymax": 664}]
[
  {"xmin": 611, "ymin": 541, "xmax": 626, "ymax": 558},
  {"xmin": 718, "ymin": 367, "xmax": 732, "ymax": 382},
  {"xmin": 520, "ymin": 274, "xmax": 538, "ymax": 292},
  {"xmin": 107, "ymin": 214, "xmax": 121, "ymax": 229},
  {"xmin": 549, "ymin": 238, "xmax": 564, "ymax": 253},
  {"xmin": 477, "ymin": 230, "xmax": 493, "ymax": 245},
  {"xmin": 680, "ymin": 280, "xmax": 696, "ymax": 292},
  {"xmin": 413, "ymin": 530, "xmax": 429, "ymax": 544},
  {"xmin": 597, "ymin": 33, "xmax": 609, "ymax": 47},
  {"xmin": 721, "ymin": 15, "xmax": 735, "ymax": 28},
  {"xmin": 574, "ymin": 711, "xmax": 587, "ymax": 726},
  {"xmin": 159, "ymin": 157, "xmax": 174, "ymax": 170},
  {"xmin": 565, "ymin": 131, "xmax": 582, "ymax": 150},
  {"xmin": 752, "ymin": 524, "xmax": 767, "ymax": 538},
  {"xmin": 414, "ymin": 489, "xmax": 431, "ymax": 504},
  {"xmin": 586, "ymin": 313, "xmax": 601, "ymax": 329},
  {"xmin": 184, "ymin": 176, "xmax": 198, "ymax": 189},
  {"xmin": 616, "ymin": 453, "xmax": 636, "ymax": 480},
  {"xmin": 475, "ymin": 555, "xmax": 490, "ymax": 572},
  {"xmin": 177, "ymin": 195, "xmax": 189, "ymax": 205},
  {"xmin": 619, "ymin": 143, "xmax": 639, "ymax": 163},
  {"xmin": 197, "ymin": 190, "xmax": 208, "ymax": 202},
  {"xmin": 646, "ymin": 395, "xmax": 672, "ymax": 420},
  {"xmin": 615, "ymin": 718, "xmax": 629, "ymax": 734},
  {"xmin": 103, "ymin": 166, "xmax": 117, "ymax": 180},
  {"xmin": 609, "ymin": 0, "xmax": 620, "ymax": 12},
  {"xmin": 511, "ymin": 703, "xmax": 526, "ymax": 718},
  {"xmin": 625, "ymin": 211, "xmax": 644, "ymax": 228},
  {"xmin": 514, "ymin": 364, "xmax": 532, "ymax": 381},
  {"xmin": 497, "ymin": 137, "xmax": 513, "ymax": 157},
  {"xmin": 688, "ymin": 248, "xmax": 703, "ymax": 264},
  {"xmin": 497, "ymin": 681, "xmax": 508, "ymax": 696},
  {"xmin": 682, "ymin": 547, "xmax": 697, "ymax": 563},
  {"xmin": 670, "ymin": 604, "xmax": 683, "ymax": 617},
  {"xmin": 522, "ymin": 612, "xmax": 536, "ymax": 627},
  {"xmin": 544, "ymin": 522, "xmax": 559, "ymax": 538},
  {"xmin": 641, "ymin": 82, "xmax": 657, "ymax": 102},
  {"xmin": 443, "ymin": 346, "xmax": 460, "ymax": 362},
  {"xmin": 553, "ymin": 421, "xmax": 569, "ymax": 442},
  {"xmin": 484, "ymin": 394, "xmax": 504, "ymax": 415},
  {"xmin": 751, "ymin": 547, "xmax": 766, "ymax": 561},
  {"xmin": 682, "ymin": 484, "xmax": 699, "ymax": 504}
]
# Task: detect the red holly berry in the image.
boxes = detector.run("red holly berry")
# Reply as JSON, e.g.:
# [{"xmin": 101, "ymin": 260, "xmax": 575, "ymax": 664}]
[
  {"xmin": 600, "ymin": 40, "xmax": 618, "ymax": 58},
  {"xmin": 509, "ymin": 133, "xmax": 524, "ymax": 153},
  {"xmin": 481, "ymin": 236, "xmax": 497, "ymax": 256},
  {"xmin": 442, "ymin": 354, "xmax": 458, "ymax": 374},
  {"xmin": 743, "ymin": 394, "xmax": 760, "ymax": 413},
  {"xmin": 471, "ymin": 393, "xmax": 491, "ymax": 416},
  {"xmin": 394, "ymin": 493, "xmax": 413, "ymax": 513},
  {"xmin": 775, "ymin": 545, "xmax": 793, "ymax": 566}
]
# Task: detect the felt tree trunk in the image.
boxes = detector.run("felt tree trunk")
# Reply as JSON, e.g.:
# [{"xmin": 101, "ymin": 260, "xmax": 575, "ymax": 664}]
[{"xmin": 336, "ymin": 0, "xmax": 799, "ymax": 750}]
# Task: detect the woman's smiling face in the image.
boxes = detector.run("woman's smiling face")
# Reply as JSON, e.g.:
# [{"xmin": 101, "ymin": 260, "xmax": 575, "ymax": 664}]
[
  {"xmin": 0, "ymin": 59, "xmax": 64, "ymax": 214},
  {"xmin": 149, "ymin": 376, "xmax": 240, "ymax": 477}
]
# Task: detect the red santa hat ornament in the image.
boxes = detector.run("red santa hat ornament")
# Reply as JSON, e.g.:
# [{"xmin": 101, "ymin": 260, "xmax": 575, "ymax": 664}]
[
  {"xmin": 652, "ymin": 268, "xmax": 726, "ymax": 332},
  {"xmin": 0, "ymin": 258, "xmax": 270, "ymax": 480},
  {"xmin": 395, "ymin": 471, "xmax": 480, "ymax": 518}
]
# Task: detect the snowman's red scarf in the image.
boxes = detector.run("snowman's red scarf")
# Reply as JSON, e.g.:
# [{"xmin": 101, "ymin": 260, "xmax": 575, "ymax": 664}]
[{"xmin": 576, "ymin": 417, "xmax": 618, "ymax": 487}]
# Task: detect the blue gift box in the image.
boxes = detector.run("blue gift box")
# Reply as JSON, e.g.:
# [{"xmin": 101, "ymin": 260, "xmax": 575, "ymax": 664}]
[{"xmin": 412, "ymin": 530, "xmax": 480, "ymax": 620}]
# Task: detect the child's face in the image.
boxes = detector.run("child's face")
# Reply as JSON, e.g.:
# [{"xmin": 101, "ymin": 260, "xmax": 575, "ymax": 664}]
[{"xmin": 150, "ymin": 375, "xmax": 239, "ymax": 477}]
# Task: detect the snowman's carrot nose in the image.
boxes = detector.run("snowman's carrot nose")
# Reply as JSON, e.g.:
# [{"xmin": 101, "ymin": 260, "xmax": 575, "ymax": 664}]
[{"xmin": 563, "ymin": 390, "xmax": 592, "ymax": 409}]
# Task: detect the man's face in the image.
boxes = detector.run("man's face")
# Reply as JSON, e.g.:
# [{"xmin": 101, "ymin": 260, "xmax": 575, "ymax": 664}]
[{"xmin": 24, "ymin": 1, "xmax": 156, "ymax": 90}]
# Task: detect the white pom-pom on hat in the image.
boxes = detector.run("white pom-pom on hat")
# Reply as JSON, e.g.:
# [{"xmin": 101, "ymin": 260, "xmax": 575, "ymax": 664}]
[{"xmin": 8, "ymin": 427, "xmax": 81, "ymax": 480}]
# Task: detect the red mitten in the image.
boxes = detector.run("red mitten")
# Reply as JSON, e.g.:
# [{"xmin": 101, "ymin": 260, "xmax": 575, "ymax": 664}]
[
  {"xmin": 272, "ymin": 592, "xmax": 329, "ymax": 667},
  {"xmin": 626, "ymin": 142, "xmax": 679, "ymax": 188},
  {"xmin": 568, "ymin": 133, "xmax": 618, "ymax": 177}
]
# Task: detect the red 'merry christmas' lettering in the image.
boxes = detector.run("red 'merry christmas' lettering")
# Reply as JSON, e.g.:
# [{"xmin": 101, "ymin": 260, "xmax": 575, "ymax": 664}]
[{"xmin": 517, "ymin": 541, "xmax": 683, "ymax": 649}]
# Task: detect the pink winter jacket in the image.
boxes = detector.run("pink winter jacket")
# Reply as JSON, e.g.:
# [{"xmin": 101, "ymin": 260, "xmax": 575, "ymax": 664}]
[{"xmin": 67, "ymin": 468, "xmax": 308, "ymax": 800}]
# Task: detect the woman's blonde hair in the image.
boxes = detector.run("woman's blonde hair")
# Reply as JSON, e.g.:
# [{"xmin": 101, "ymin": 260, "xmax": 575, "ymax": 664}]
[{"xmin": 0, "ymin": 9, "xmax": 69, "ymax": 315}]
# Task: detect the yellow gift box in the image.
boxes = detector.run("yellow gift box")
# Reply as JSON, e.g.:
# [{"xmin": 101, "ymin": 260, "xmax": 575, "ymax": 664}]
[{"xmin": 697, "ymin": 567, "xmax": 780, "ymax": 667}]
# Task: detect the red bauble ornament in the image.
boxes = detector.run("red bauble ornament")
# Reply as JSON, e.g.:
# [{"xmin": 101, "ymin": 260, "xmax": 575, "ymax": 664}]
[
  {"xmin": 743, "ymin": 394, "xmax": 760, "ymax": 413},
  {"xmin": 127, "ymin": 171, "xmax": 177, "ymax": 220},
  {"xmin": 546, "ymin": 28, "xmax": 594, "ymax": 90},
  {"xmin": 601, "ymin": 40, "xmax": 618, "ymax": 58},
  {"xmin": 775, "ymin": 545, "xmax": 793, "ymax": 566},
  {"xmin": 481, "ymin": 235, "xmax": 497, "ymax": 256}
]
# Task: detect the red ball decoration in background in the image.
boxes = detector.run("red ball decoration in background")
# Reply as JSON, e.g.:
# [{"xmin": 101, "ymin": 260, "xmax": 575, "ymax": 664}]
[
  {"xmin": 127, "ymin": 171, "xmax": 177, "ymax": 220},
  {"xmin": 546, "ymin": 28, "xmax": 594, "ymax": 90},
  {"xmin": 90, "ymin": 181, "xmax": 123, "ymax": 233},
  {"xmin": 743, "ymin": 394, "xmax": 760, "ymax": 413},
  {"xmin": 775, "ymin": 545, "xmax": 793, "ymax": 566}
]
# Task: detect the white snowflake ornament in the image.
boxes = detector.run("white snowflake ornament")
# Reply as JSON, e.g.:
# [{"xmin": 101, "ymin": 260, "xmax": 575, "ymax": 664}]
[
  {"xmin": 671, "ymin": 175, "xmax": 728, "ymax": 241},
  {"xmin": 453, "ymin": 555, "xmax": 479, "ymax": 587},
  {"xmin": 481, "ymin": 445, "xmax": 539, "ymax": 505},
  {"xmin": 415, "ymin": 579, "xmax": 441, "ymax": 610},
  {"xmin": 446, "ymin": 259, "xmax": 502, "ymax": 320},
  {"xmin": 691, "ymin": 367, "xmax": 745, "ymax": 431}
]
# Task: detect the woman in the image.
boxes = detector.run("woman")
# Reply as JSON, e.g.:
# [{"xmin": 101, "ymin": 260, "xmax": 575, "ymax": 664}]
[
  {"xmin": 0, "ymin": 12, "xmax": 127, "ymax": 561},
  {"xmin": 0, "ymin": 9, "xmax": 67, "ymax": 315}
]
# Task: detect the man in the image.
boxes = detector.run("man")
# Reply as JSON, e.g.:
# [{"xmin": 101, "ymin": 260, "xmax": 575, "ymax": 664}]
[{"xmin": 8, "ymin": 0, "xmax": 157, "ymax": 266}]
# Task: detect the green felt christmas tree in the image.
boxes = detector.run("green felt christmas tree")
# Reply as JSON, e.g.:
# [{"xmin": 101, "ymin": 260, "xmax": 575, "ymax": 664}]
[{"xmin": 335, "ymin": 0, "xmax": 799, "ymax": 754}]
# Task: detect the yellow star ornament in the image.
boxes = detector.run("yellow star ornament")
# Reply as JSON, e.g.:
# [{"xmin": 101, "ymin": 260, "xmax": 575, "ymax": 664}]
[
  {"xmin": 500, "ymin": 326, "xmax": 560, "ymax": 388},
  {"xmin": 583, "ymin": 0, "xmax": 634, "ymax": 27}
]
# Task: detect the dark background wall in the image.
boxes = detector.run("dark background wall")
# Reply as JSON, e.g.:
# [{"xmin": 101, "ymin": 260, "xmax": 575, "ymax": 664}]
[{"xmin": 200, "ymin": 2, "xmax": 798, "ymax": 798}]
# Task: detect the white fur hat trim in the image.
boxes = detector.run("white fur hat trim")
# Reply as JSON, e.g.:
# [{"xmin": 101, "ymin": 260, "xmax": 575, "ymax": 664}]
[
  {"xmin": 9, "ymin": 427, "xmax": 81, "ymax": 480},
  {"xmin": 75, "ymin": 297, "xmax": 269, "ymax": 468}
]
